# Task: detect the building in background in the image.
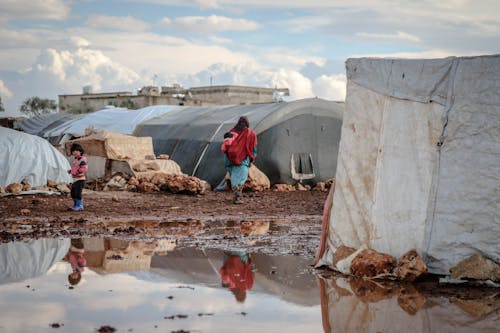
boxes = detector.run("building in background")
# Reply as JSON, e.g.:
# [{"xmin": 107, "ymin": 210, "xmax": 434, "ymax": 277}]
[{"xmin": 59, "ymin": 84, "xmax": 290, "ymax": 114}]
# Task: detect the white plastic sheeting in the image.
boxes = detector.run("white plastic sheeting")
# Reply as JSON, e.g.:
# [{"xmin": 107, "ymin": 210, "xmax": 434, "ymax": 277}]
[
  {"xmin": 0, "ymin": 238, "xmax": 70, "ymax": 285},
  {"xmin": 50, "ymin": 105, "xmax": 181, "ymax": 137},
  {"xmin": 318, "ymin": 55, "xmax": 500, "ymax": 275},
  {"xmin": 0, "ymin": 127, "xmax": 72, "ymax": 187}
]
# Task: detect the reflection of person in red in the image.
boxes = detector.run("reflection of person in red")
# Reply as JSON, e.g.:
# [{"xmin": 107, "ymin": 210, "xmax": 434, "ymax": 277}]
[
  {"xmin": 66, "ymin": 239, "xmax": 86, "ymax": 285},
  {"xmin": 219, "ymin": 251, "xmax": 254, "ymax": 302}
]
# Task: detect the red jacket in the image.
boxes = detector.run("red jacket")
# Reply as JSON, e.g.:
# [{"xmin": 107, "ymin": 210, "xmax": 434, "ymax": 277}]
[{"xmin": 226, "ymin": 128, "xmax": 257, "ymax": 165}]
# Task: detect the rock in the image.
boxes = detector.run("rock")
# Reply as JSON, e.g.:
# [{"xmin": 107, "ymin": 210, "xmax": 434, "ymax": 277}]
[
  {"xmin": 272, "ymin": 184, "xmax": 295, "ymax": 192},
  {"xmin": 20, "ymin": 208, "xmax": 31, "ymax": 215},
  {"xmin": 22, "ymin": 184, "xmax": 32, "ymax": 191},
  {"xmin": 244, "ymin": 164, "xmax": 270, "ymax": 192},
  {"xmin": 21, "ymin": 178, "xmax": 30, "ymax": 185},
  {"xmin": 336, "ymin": 245, "xmax": 367, "ymax": 275},
  {"xmin": 47, "ymin": 180, "xmax": 58, "ymax": 188},
  {"xmin": 333, "ymin": 246, "xmax": 357, "ymax": 266},
  {"xmin": 0, "ymin": 186, "xmax": 6, "ymax": 194},
  {"xmin": 126, "ymin": 184, "xmax": 137, "ymax": 192},
  {"xmin": 6, "ymin": 183, "xmax": 22, "ymax": 195},
  {"xmin": 295, "ymin": 182, "xmax": 308, "ymax": 191},
  {"xmin": 313, "ymin": 182, "xmax": 326, "ymax": 191},
  {"xmin": 145, "ymin": 154, "xmax": 156, "ymax": 160},
  {"xmin": 55, "ymin": 184, "xmax": 71, "ymax": 194},
  {"xmin": 396, "ymin": 249, "xmax": 428, "ymax": 281},
  {"xmin": 161, "ymin": 174, "xmax": 206, "ymax": 194},
  {"xmin": 158, "ymin": 154, "xmax": 170, "ymax": 160},
  {"xmin": 31, "ymin": 186, "xmax": 50, "ymax": 191},
  {"xmin": 350, "ymin": 249, "xmax": 395, "ymax": 278},
  {"xmin": 397, "ymin": 285, "xmax": 427, "ymax": 315},
  {"xmin": 137, "ymin": 181, "xmax": 160, "ymax": 193},
  {"xmin": 325, "ymin": 178, "xmax": 335, "ymax": 189},
  {"xmin": 128, "ymin": 177, "xmax": 139, "ymax": 186},
  {"xmin": 103, "ymin": 175, "xmax": 128, "ymax": 191},
  {"xmin": 450, "ymin": 254, "xmax": 500, "ymax": 281}
]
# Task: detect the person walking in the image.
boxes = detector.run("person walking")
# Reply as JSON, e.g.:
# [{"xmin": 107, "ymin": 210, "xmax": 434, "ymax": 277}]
[{"xmin": 222, "ymin": 116, "xmax": 257, "ymax": 204}]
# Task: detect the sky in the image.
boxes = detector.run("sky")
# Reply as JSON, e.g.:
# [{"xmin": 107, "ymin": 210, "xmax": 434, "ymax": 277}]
[{"xmin": 0, "ymin": 0, "xmax": 499, "ymax": 115}]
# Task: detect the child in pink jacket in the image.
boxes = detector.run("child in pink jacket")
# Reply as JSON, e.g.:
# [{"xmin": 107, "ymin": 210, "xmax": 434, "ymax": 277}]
[{"xmin": 67, "ymin": 143, "xmax": 88, "ymax": 211}]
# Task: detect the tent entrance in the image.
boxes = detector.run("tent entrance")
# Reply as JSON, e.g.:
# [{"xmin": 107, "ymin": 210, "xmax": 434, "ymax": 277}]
[{"xmin": 291, "ymin": 153, "xmax": 315, "ymax": 183}]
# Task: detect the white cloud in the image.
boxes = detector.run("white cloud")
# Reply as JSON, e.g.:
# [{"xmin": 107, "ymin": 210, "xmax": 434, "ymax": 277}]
[
  {"xmin": 271, "ymin": 69, "xmax": 313, "ymax": 100},
  {"xmin": 0, "ymin": 0, "xmax": 69, "ymax": 22},
  {"xmin": 0, "ymin": 80, "xmax": 13, "ymax": 98},
  {"xmin": 160, "ymin": 15, "xmax": 260, "ymax": 33},
  {"xmin": 312, "ymin": 74, "xmax": 346, "ymax": 101},
  {"xmin": 352, "ymin": 48, "xmax": 479, "ymax": 59},
  {"xmin": 86, "ymin": 15, "xmax": 152, "ymax": 32},
  {"xmin": 355, "ymin": 31, "xmax": 421, "ymax": 43}
]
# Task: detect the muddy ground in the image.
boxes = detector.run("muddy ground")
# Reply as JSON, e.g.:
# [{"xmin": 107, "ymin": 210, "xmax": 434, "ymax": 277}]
[{"xmin": 0, "ymin": 190, "xmax": 327, "ymax": 255}]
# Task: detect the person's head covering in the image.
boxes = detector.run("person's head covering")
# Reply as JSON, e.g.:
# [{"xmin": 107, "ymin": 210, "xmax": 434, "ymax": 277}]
[
  {"xmin": 70, "ymin": 143, "xmax": 84, "ymax": 155},
  {"xmin": 233, "ymin": 116, "xmax": 250, "ymax": 132}
]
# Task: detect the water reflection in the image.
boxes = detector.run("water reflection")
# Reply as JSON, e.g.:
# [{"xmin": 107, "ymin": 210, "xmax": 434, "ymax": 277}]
[
  {"xmin": 318, "ymin": 274, "xmax": 500, "ymax": 333},
  {"xmin": 0, "ymin": 237, "xmax": 498, "ymax": 333},
  {"xmin": 66, "ymin": 239, "xmax": 86, "ymax": 286}
]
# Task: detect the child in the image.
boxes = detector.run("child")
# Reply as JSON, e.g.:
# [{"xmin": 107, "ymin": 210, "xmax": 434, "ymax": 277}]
[
  {"xmin": 67, "ymin": 238, "xmax": 86, "ymax": 285},
  {"xmin": 221, "ymin": 131, "xmax": 238, "ymax": 154},
  {"xmin": 67, "ymin": 143, "xmax": 88, "ymax": 211}
]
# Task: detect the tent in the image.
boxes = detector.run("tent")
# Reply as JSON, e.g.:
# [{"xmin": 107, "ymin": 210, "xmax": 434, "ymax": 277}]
[
  {"xmin": 0, "ymin": 127, "xmax": 72, "ymax": 187},
  {"xmin": 135, "ymin": 98, "xmax": 344, "ymax": 186},
  {"xmin": 316, "ymin": 55, "xmax": 500, "ymax": 276}
]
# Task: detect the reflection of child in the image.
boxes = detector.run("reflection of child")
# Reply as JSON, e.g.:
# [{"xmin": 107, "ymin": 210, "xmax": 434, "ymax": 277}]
[{"xmin": 67, "ymin": 239, "xmax": 86, "ymax": 285}]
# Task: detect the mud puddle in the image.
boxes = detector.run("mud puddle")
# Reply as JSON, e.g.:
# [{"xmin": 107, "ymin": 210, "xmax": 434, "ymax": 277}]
[{"xmin": 1, "ymin": 232, "xmax": 498, "ymax": 332}]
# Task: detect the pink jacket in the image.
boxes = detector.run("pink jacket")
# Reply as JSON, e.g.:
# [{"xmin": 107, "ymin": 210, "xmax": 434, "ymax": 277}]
[{"xmin": 71, "ymin": 155, "xmax": 88, "ymax": 181}]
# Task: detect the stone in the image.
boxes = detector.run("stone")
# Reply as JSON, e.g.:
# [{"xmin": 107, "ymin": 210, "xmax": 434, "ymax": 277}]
[
  {"xmin": 244, "ymin": 164, "xmax": 270, "ymax": 192},
  {"xmin": 333, "ymin": 246, "xmax": 357, "ymax": 266},
  {"xmin": 325, "ymin": 178, "xmax": 335, "ymax": 189},
  {"xmin": 128, "ymin": 177, "xmax": 139, "ymax": 186},
  {"xmin": 158, "ymin": 154, "xmax": 170, "ymax": 160},
  {"xmin": 20, "ymin": 208, "xmax": 31, "ymax": 216},
  {"xmin": 313, "ymin": 182, "xmax": 326, "ymax": 191},
  {"xmin": 47, "ymin": 180, "xmax": 58, "ymax": 188},
  {"xmin": 295, "ymin": 182, "xmax": 308, "ymax": 191},
  {"xmin": 137, "ymin": 181, "xmax": 160, "ymax": 193},
  {"xmin": 56, "ymin": 183, "xmax": 71, "ymax": 194},
  {"xmin": 104, "ymin": 175, "xmax": 128, "ymax": 191},
  {"xmin": 450, "ymin": 254, "xmax": 500, "ymax": 281},
  {"xmin": 396, "ymin": 249, "xmax": 428, "ymax": 281},
  {"xmin": 31, "ymin": 186, "xmax": 50, "ymax": 191},
  {"xmin": 0, "ymin": 185, "xmax": 6, "ymax": 194},
  {"xmin": 272, "ymin": 184, "xmax": 295, "ymax": 192},
  {"xmin": 22, "ymin": 184, "xmax": 32, "ymax": 191},
  {"xmin": 6, "ymin": 183, "xmax": 22, "ymax": 195},
  {"xmin": 145, "ymin": 155, "xmax": 156, "ymax": 160},
  {"xmin": 350, "ymin": 249, "xmax": 395, "ymax": 278}
]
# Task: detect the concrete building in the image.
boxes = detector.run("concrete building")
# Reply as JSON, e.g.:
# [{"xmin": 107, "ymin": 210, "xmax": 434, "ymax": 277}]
[{"xmin": 59, "ymin": 84, "xmax": 290, "ymax": 114}]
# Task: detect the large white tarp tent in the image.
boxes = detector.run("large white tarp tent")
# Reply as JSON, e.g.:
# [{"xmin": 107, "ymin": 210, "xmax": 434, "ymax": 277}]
[
  {"xmin": 0, "ymin": 127, "xmax": 72, "ymax": 187},
  {"xmin": 317, "ymin": 55, "xmax": 500, "ymax": 275}
]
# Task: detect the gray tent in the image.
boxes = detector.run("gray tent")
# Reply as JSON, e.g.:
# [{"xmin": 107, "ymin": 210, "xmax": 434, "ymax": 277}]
[{"xmin": 135, "ymin": 98, "xmax": 344, "ymax": 186}]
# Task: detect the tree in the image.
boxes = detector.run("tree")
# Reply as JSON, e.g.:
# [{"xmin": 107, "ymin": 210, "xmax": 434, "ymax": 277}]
[
  {"xmin": 19, "ymin": 97, "xmax": 57, "ymax": 117},
  {"xmin": 0, "ymin": 96, "xmax": 4, "ymax": 112}
]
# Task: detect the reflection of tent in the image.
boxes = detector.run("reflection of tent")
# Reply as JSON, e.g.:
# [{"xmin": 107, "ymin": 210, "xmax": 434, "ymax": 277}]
[
  {"xmin": 0, "ymin": 238, "xmax": 70, "ymax": 285},
  {"xmin": 136, "ymin": 98, "xmax": 344, "ymax": 186},
  {"xmin": 317, "ymin": 55, "xmax": 500, "ymax": 275},
  {"xmin": 0, "ymin": 127, "xmax": 72, "ymax": 187},
  {"xmin": 319, "ymin": 276, "xmax": 500, "ymax": 333}
]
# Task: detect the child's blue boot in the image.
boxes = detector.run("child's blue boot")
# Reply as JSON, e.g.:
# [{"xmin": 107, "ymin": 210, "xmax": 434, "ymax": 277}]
[{"xmin": 72, "ymin": 199, "xmax": 84, "ymax": 211}]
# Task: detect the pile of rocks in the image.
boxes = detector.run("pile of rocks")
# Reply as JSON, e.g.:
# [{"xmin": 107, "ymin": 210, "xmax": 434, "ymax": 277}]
[
  {"xmin": 0, "ymin": 179, "xmax": 70, "ymax": 196},
  {"xmin": 331, "ymin": 246, "xmax": 428, "ymax": 282},
  {"xmin": 272, "ymin": 178, "xmax": 335, "ymax": 192},
  {"xmin": 102, "ymin": 172, "xmax": 210, "ymax": 195}
]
